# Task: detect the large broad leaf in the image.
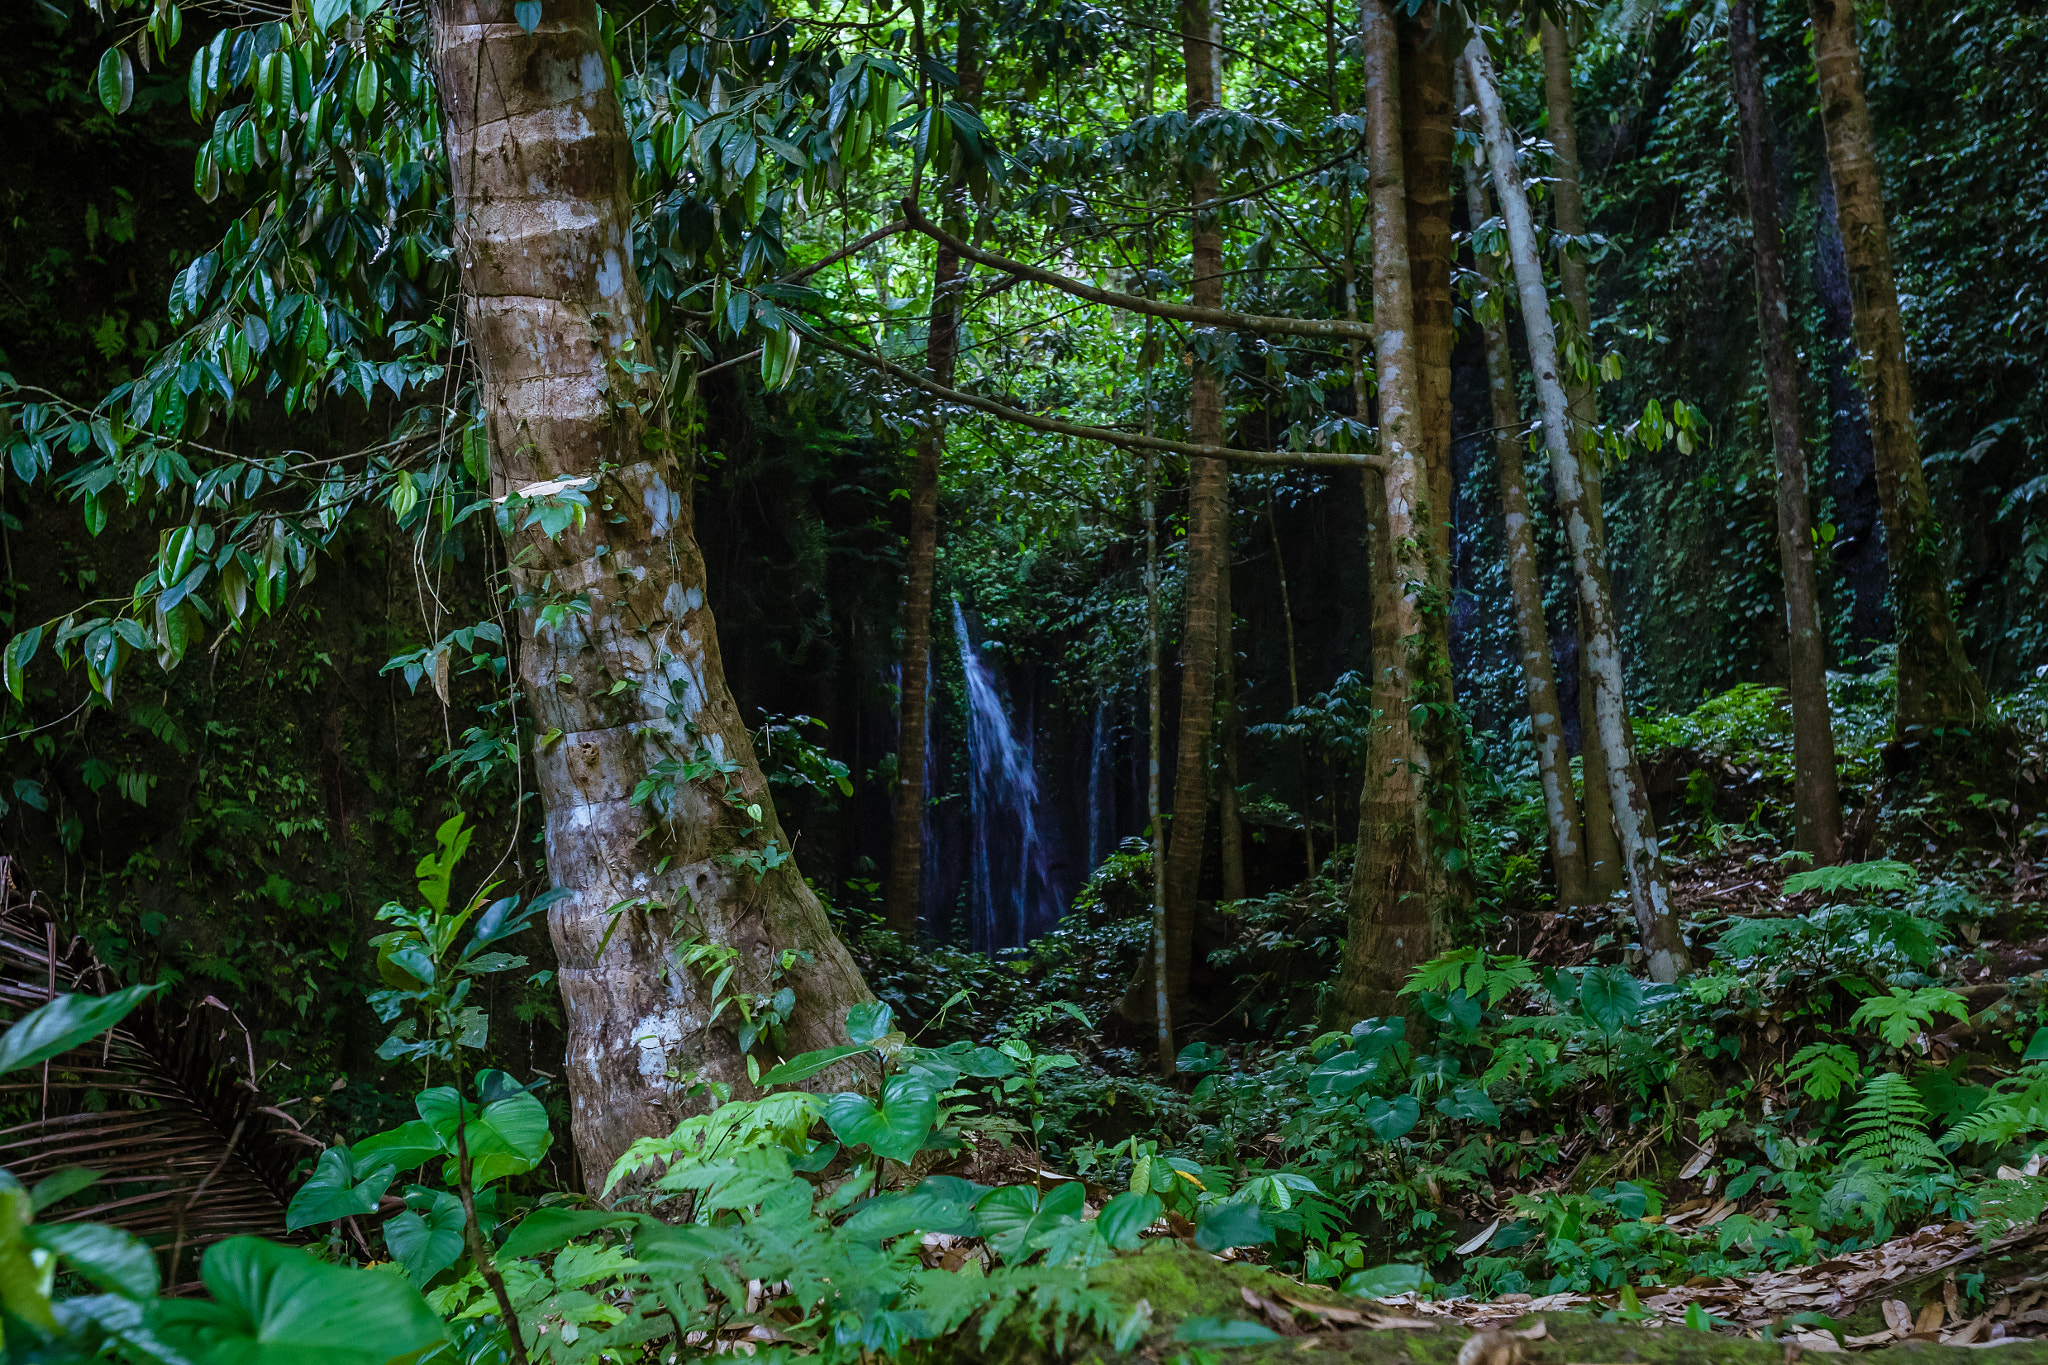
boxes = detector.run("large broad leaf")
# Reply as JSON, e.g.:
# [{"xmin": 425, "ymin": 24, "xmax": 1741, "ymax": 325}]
[
  {"xmin": 974, "ymin": 1180, "xmax": 1085, "ymax": 1260},
  {"xmin": 148, "ymin": 1236, "xmax": 444, "ymax": 1365},
  {"xmin": 756, "ymin": 1044, "xmax": 867, "ymax": 1088},
  {"xmin": 845, "ymin": 1001, "xmax": 895, "ymax": 1046},
  {"xmin": 351, "ymin": 1120, "xmax": 444, "ymax": 1173},
  {"xmin": 841, "ymin": 1187, "xmax": 979, "ymax": 1241},
  {"xmin": 1096, "ymin": 1191, "xmax": 1162, "ymax": 1250},
  {"xmin": 498, "ymin": 1207, "xmax": 650, "ymax": 1259},
  {"xmin": 1579, "ymin": 965, "xmax": 1645, "ymax": 1036},
  {"xmin": 417, "ymin": 1077, "xmax": 551, "ymax": 1186},
  {"xmin": 0, "ymin": 984, "xmax": 160, "ymax": 1075},
  {"xmin": 26, "ymin": 1222, "xmax": 158, "ymax": 1299},
  {"xmin": 383, "ymin": 1189, "xmax": 466, "ymax": 1286},
  {"xmin": 284, "ymin": 1148, "xmax": 397, "ymax": 1231},
  {"xmin": 823, "ymin": 1074, "xmax": 937, "ymax": 1163},
  {"xmin": 1361, "ymin": 1094, "xmax": 1420, "ymax": 1141},
  {"xmin": 1192, "ymin": 1200, "xmax": 1272, "ymax": 1252},
  {"xmin": 1306, "ymin": 1050, "xmax": 1382, "ymax": 1097},
  {"xmin": 1175, "ymin": 1317, "xmax": 1281, "ymax": 1345},
  {"xmin": 1342, "ymin": 1263, "xmax": 1429, "ymax": 1300},
  {"xmin": 1434, "ymin": 1085, "xmax": 1500, "ymax": 1127}
]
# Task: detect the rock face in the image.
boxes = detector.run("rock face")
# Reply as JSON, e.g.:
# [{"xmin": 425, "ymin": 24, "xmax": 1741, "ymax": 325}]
[{"xmin": 950, "ymin": 1240, "xmax": 2048, "ymax": 1365}]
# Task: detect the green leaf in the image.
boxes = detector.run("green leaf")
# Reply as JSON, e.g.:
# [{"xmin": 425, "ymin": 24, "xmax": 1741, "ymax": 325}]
[
  {"xmin": 1579, "ymin": 965, "xmax": 1644, "ymax": 1036},
  {"xmin": 1341, "ymin": 1263, "xmax": 1429, "ymax": 1300},
  {"xmin": 823, "ymin": 1074, "xmax": 936, "ymax": 1163},
  {"xmin": 1095, "ymin": 1191, "xmax": 1161, "ymax": 1250},
  {"xmin": 973, "ymin": 1180, "xmax": 1085, "ymax": 1259},
  {"xmin": 1192, "ymin": 1200, "xmax": 1272, "ymax": 1252},
  {"xmin": 846, "ymin": 1000, "xmax": 894, "ymax": 1045},
  {"xmin": 97, "ymin": 49, "xmax": 135, "ymax": 116},
  {"xmin": 29, "ymin": 1167, "xmax": 97, "ymax": 1213},
  {"xmin": 383, "ymin": 1189, "xmax": 465, "ymax": 1286},
  {"xmin": 1361, "ymin": 1094, "xmax": 1420, "ymax": 1141},
  {"xmin": 417, "ymin": 1078, "xmax": 551, "ymax": 1186},
  {"xmin": 351, "ymin": 1120, "xmax": 444, "ymax": 1174},
  {"xmin": 27, "ymin": 1222, "xmax": 158, "ymax": 1299},
  {"xmin": 498, "ymin": 1208, "xmax": 648, "ymax": 1259},
  {"xmin": 1434, "ymin": 1085, "xmax": 1500, "ymax": 1126},
  {"xmin": 285, "ymin": 1147, "xmax": 397, "ymax": 1231},
  {"xmin": 2024, "ymin": 1028, "xmax": 2048, "ymax": 1064},
  {"xmin": 311, "ymin": 0, "xmax": 351, "ymax": 33},
  {"xmin": 354, "ymin": 60, "xmax": 379, "ymax": 118},
  {"xmin": 147, "ymin": 1236, "xmax": 443, "ymax": 1365},
  {"xmin": 1782, "ymin": 859, "xmax": 1917, "ymax": 899},
  {"xmin": 1175, "ymin": 1317, "xmax": 1280, "ymax": 1345},
  {"xmin": 841, "ymin": 1188, "xmax": 978, "ymax": 1241},
  {"xmin": 513, "ymin": 0, "xmax": 542, "ymax": 32},
  {"xmin": 756, "ymin": 1044, "xmax": 866, "ymax": 1088},
  {"xmin": 0, "ymin": 984, "xmax": 160, "ymax": 1074}
]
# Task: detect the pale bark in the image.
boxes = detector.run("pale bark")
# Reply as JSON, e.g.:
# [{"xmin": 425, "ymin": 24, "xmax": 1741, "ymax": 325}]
[
  {"xmin": 1539, "ymin": 15, "xmax": 1623, "ymax": 900},
  {"xmin": 885, "ymin": 15, "xmax": 982, "ymax": 937},
  {"xmin": 431, "ymin": 0, "xmax": 871, "ymax": 1189},
  {"xmin": 1465, "ymin": 35, "xmax": 1689, "ymax": 982},
  {"xmin": 1462, "ymin": 161, "xmax": 1588, "ymax": 906},
  {"xmin": 1336, "ymin": 0, "xmax": 1440, "ymax": 1020},
  {"xmin": 1808, "ymin": 0, "xmax": 1989, "ymax": 738},
  {"xmin": 1267, "ymin": 495, "xmax": 1315, "ymax": 874},
  {"xmin": 1730, "ymin": 0, "xmax": 1844, "ymax": 863}
]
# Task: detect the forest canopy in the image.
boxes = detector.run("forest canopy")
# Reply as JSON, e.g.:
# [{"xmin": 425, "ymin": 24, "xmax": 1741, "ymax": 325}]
[{"xmin": 1, "ymin": 0, "xmax": 2047, "ymax": 1357}]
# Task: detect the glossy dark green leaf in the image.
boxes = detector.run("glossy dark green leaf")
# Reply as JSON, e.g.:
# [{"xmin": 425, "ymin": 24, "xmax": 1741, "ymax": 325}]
[
  {"xmin": 147, "ymin": 1236, "xmax": 443, "ymax": 1365},
  {"xmin": 0, "ymin": 984, "xmax": 160, "ymax": 1075},
  {"xmin": 1192, "ymin": 1199, "xmax": 1272, "ymax": 1252},
  {"xmin": 383, "ymin": 1189, "xmax": 466, "ymax": 1285},
  {"xmin": 27, "ymin": 1222, "xmax": 158, "ymax": 1299},
  {"xmin": 823, "ymin": 1074, "xmax": 935, "ymax": 1163},
  {"xmin": 285, "ymin": 1147, "xmax": 397, "ymax": 1230}
]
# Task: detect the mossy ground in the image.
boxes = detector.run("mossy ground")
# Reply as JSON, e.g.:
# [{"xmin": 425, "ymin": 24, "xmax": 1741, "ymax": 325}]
[{"xmin": 966, "ymin": 1242, "xmax": 2048, "ymax": 1365}]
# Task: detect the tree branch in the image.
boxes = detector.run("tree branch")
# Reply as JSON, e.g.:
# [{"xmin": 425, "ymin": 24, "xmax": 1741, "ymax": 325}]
[
  {"xmin": 782, "ymin": 219, "xmax": 912, "ymax": 284},
  {"xmin": 899, "ymin": 204, "xmax": 1373, "ymax": 340},
  {"xmin": 801, "ymin": 326, "xmax": 1383, "ymax": 470}
]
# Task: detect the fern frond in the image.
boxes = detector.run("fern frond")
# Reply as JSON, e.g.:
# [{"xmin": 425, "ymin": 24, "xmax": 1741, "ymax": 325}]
[
  {"xmin": 1840, "ymin": 1072, "xmax": 1946, "ymax": 1172},
  {"xmin": 1785, "ymin": 1042, "xmax": 1860, "ymax": 1104}
]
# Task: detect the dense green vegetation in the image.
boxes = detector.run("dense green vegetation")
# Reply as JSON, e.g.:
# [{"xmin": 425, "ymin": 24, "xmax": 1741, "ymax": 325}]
[{"xmin": 2, "ymin": 0, "xmax": 2047, "ymax": 1357}]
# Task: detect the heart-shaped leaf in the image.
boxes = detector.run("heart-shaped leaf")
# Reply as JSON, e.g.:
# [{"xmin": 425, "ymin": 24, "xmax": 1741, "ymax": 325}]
[
  {"xmin": 1361, "ymin": 1094, "xmax": 1420, "ymax": 1141},
  {"xmin": 1434, "ymin": 1085, "xmax": 1500, "ymax": 1127},
  {"xmin": 148, "ymin": 1236, "xmax": 444, "ymax": 1365},
  {"xmin": 513, "ymin": 0, "xmax": 542, "ymax": 32},
  {"xmin": 1342, "ymin": 1262, "xmax": 1429, "ymax": 1301},
  {"xmin": 0, "ymin": 984, "xmax": 160, "ymax": 1075},
  {"xmin": 418, "ymin": 1076, "xmax": 551, "ymax": 1186},
  {"xmin": 1192, "ymin": 1200, "xmax": 1272, "ymax": 1252},
  {"xmin": 383, "ymin": 1189, "xmax": 466, "ymax": 1285},
  {"xmin": 846, "ymin": 1001, "xmax": 895, "ymax": 1046},
  {"xmin": 1580, "ymin": 964, "xmax": 1644, "ymax": 1036},
  {"xmin": 823, "ymin": 1074, "xmax": 936, "ymax": 1163},
  {"xmin": 285, "ymin": 1148, "xmax": 397, "ymax": 1231},
  {"xmin": 973, "ymin": 1180, "xmax": 1085, "ymax": 1259},
  {"xmin": 1096, "ymin": 1191, "xmax": 1162, "ymax": 1250},
  {"xmin": 352, "ymin": 1120, "xmax": 444, "ymax": 1174}
]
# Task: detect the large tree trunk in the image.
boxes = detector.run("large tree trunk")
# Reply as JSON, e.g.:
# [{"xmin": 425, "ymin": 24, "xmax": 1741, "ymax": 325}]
[
  {"xmin": 431, "ymin": 0, "xmax": 871, "ymax": 1190},
  {"xmin": 1466, "ymin": 35, "xmax": 1689, "ymax": 983},
  {"xmin": 1159, "ymin": 0, "xmax": 1230, "ymax": 1009},
  {"xmin": 1730, "ymin": 0, "xmax": 1844, "ymax": 864},
  {"xmin": 885, "ymin": 16, "xmax": 982, "ymax": 937},
  {"xmin": 1335, "ymin": 0, "xmax": 1440, "ymax": 1020},
  {"xmin": 1539, "ymin": 15, "xmax": 1623, "ymax": 901},
  {"xmin": 1462, "ymin": 159, "xmax": 1588, "ymax": 906},
  {"xmin": 1808, "ymin": 0, "xmax": 1988, "ymax": 738}
]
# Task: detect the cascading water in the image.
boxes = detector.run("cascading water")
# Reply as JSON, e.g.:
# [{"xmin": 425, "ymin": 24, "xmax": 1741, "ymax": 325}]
[{"xmin": 953, "ymin": 602, "xmax": 1061, "ymax": 952}]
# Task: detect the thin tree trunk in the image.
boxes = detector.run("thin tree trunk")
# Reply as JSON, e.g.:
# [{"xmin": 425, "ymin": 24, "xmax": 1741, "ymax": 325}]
[
  {"xmin": 1465, "ymin": 35, "xmax": 1689, "ymax": 982},
  {"xmin": 1146, "ymin": 430, "xmax": 1174, "ymax": 1076},
  {"xmin": 1268, "ymin": 495, "xmax": 1314, "ymax": 874},
  {"xmin": 1808, "ymin": 0, "xmax": 1989, "ymax": 738},
  {"xmin": 1730, "ymin": 0, "xmax": 1844, "ymax": 863},
  {"xmin": 1539, "ymin": 15, "xmax": 1624, "ymax": 901},
  {"xmin": 1462, "ymin": 157, "xmax": 1588, "ymax": 906},
  {"xmin": 1336, "ymin": 0, "xmax": 1438, "ymax": 1020},
  {"xmin": 431, "ymin": 0, "xmax": 871, "ymax": 1188},
  {"xmin": 1217, "ymin": 524, "xmax": 1246, "ymax": 902},
  {"xmin": 884, "ymin": 15, "xmax": 982, "ymax": 937},
  {"xmin": 1159, "ymin": 0, "xmax": 1229, "ymax": 1008}
]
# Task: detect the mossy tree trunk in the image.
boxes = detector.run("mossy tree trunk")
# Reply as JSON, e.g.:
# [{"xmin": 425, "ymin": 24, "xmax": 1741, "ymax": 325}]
[
  {"xmin": 431, "ymin": 0, "xmax": 870, "ymax": 1190},
  {"xmin": 1808, "ymin": 0, "xmax": 1989, "ymax": 740}
]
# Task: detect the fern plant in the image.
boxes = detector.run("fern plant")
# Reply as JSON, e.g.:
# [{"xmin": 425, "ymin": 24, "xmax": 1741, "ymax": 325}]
[
  {"xmin": 1848, "ymin": 986, "xmax": 1967, "ymax": 1048},
  {"xmin": 1782, "ymin": 859, "xmax": 1918, "ymax": 898},
  {"xmin": 1783, "ymin": 1042, "xmax": 1860, "ymax": 1104},
  {"xmin": 1839, "ymin": 1072, "xmax": 1947, "ymax": 1172}
]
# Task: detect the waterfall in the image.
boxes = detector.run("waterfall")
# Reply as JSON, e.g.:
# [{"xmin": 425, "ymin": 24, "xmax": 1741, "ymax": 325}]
[
  {"xmin": 952, "ymin": 602, "xmax": 1061, "ymax": 952},
  {"xmin": 1086, "ymin": 700, "xmax": 1111, "ymax": 873}
]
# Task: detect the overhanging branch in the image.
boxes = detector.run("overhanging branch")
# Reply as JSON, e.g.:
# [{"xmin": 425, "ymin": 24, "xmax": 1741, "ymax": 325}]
[
  {"xmin": 801, "ymin": 326, "xmax": 1384, "ymax": 471},
  {"xmin": 900, "ymin": 204, "xmax": 1374, "ymax": 341}
]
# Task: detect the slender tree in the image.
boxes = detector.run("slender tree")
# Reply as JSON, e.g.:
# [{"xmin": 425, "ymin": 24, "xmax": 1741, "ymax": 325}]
[
  {"xmin": 1465, "ymin": 33, "xmax": 1689, "ymax": 982},
  {"xmin": 1462, "ymin": 157, "xmax": 1589, "ymax": 905},
  {"xmin": 885, "ymin": 14, "xmax": 984, "ymax": 937},
  {"xmin": 429, "ymin": 0, "xmax": 871, "ymax": 1184},
  {"xmin": 1730, "ymin": 0, "xmax": 1844, "ymax": 863},
  {"xmin": 1336, "ymin": 0, "xmax": 1442, "ymax": 1019},
  {"xmin": 1217, "ymin": 534, "xmax": 1247, "ymax": 903},
  {"xmin": 1808, "ymin": 0, "xmax": 1989, "ymax": 739},
  {"xmin": 1539, "ymin": 14, "xmax": 1623, "ymax": 900}
]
